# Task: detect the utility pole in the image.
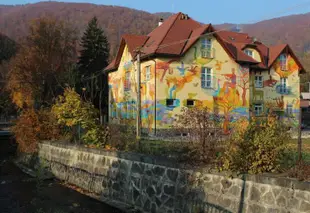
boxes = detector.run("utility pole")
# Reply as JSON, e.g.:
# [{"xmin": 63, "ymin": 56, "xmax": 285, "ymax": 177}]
[
  {"xmin": 135, "ymin": 47, "xmax": 143, "ymax": 141},
  {"xmin": 298, "ymin": 94, "xmax": 303, "ymax": 162}
]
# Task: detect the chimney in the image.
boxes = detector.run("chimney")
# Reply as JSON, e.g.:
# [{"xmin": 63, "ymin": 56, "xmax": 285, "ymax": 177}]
[{"xmin": 158, "ymin": 18, "xmax": 164, "ymax": 26}]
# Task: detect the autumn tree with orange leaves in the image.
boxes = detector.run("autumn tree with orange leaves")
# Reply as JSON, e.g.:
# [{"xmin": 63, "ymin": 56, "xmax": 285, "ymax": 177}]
[{"xmin": 7, "ymin": 17, "xmax": 78, "ymax": 109}]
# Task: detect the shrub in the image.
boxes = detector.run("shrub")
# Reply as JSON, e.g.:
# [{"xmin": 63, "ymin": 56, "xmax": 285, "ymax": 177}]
[
  {"xmin": 288, "ymin": 161, "xmax": 310, "ymax": 181},
  {"xmin": 13, "ymin": 108, "xmax": 61, "ymax": 153},
  {"xmin": 52, "ymin": 88, "xmax": 109, "ymax": 147},
  {"xmin": 107, "ymin": 124, "xmax": 137, "ymax": 151},
  {"xmin": 221, "ymin": 115, "xmax": 290, "ymax": 174},
  {"xmin": 174, "ymin": 106, "xmax": 222, "ymax": 163}
]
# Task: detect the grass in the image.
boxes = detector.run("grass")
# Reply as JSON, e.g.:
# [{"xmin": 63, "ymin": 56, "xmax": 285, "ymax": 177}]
[{"xmin": 138, "ymin": 139, "xmax": 190, "ymax": 158}]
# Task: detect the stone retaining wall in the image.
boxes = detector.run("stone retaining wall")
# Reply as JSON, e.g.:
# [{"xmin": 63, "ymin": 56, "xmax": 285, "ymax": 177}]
[{"xmin": 38, "ymin": 141, "xmax": 310, "ymax": 213}]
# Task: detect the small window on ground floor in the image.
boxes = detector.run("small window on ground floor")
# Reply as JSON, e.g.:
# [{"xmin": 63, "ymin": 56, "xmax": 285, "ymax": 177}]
[
  {"xmin": 286, "ymin": 104, "xmax": 293, "ymax": 115},
  {"xmin": 186, "ymin": 99, "xmax": 195, "ymax": 107},
  {"xmin": 166, "ymin": 99, "xmax": 177, "ymax": 107},
  {"xmin": 254, "ymin": 104, "xmax": 264, "ymax": 116}
]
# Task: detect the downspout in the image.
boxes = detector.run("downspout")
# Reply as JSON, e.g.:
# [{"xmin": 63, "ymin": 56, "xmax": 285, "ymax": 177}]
[{"xmin": 151, "ymin": 59, "xmax": 157, "ymax": 136}]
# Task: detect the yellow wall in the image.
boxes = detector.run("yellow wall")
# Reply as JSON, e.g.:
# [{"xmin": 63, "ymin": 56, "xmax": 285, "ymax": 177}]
[
  {"xmin": 244, "ymin": 48, "xmax": 262, "ymax": 62},
  {"xmin": 251, "ymin": 54, "xmax": 300, "ymax": 126},
  {"xmin": 108, "ymin": 45, "xmax": 138, "ymax": 126},
  {"xmin": 108, "ymin": 38, "xmax": 301, "ymax": 134}
]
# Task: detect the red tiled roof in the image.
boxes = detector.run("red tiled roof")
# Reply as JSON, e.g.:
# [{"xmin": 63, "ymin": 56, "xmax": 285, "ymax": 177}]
[
  {"xmin": 123, "ymin": 34, "xmax": 149, "ymax": 58},
  {"xmin": 182, "ymin": 25, "xmax": 212, "ymax": 54},
  {"xmin": 106, "ymin": 12, "xmax": 306, "ymax": 73},
  {"xmin": 268, "ymin": 44, "xmax": 287, "ymax": 67},
  {"xmin": 104, "ymin": 58, "xmax": 116, "ymax": 71}
]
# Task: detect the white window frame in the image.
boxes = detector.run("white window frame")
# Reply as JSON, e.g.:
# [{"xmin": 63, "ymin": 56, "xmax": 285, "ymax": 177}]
[
  {"xmin": 201, "ymin": 67, "xmax": 212, "ymax": 89},
  {"xmin": 286, "ymin": 104, "xmax": 293, "ymax": 115},
  {"xmin": 280, "ymin": 54, "xmax": 288, "ymax": 70},
  {"xmin": 244, "ymin": 49, "xmax": 253, "ymax": 58},
  {"xmin": 254, "ymin": 104, "xmax": 264, "ymax": 116},
  {"xmin": 280, "ymin": 78, "xmax": 288, "ymax": 94},
  {"xmin": 254, "ymin": 75, "xmax": 263, "ymax": 88},
  {"xmin": 145, "ymin": 66, "xmax": 151, "ymax": 81},
  {"xmin": 201, "ymin": 38, "xmax": 212, "ymax": 58}
]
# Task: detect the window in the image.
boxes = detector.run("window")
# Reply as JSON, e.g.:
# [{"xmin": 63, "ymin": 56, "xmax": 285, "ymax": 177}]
[
  {"xmin": 186, "ymin": 99, "xmax": 195, "ymax": 107},
  {"xmin": 166, "ymin": 99, "xmax": 177, "ymax": 107},
  {"xmin": 145, "ymin": 66, "xmax": 151, "ymax": 81},
  {"xmin": 201, "ymin": 67, "xmax": 212, "ymax": 88},
  {"xmin": 286, "ymin": 104, "xmax": 293, "ymax": 115},
  {"xmin": 124, "ymin": 71, "xmax": 131, "ymax": 91},
  {"xmin": 244, "ymin": 49, "xmax": 253, "ymax": 58},
  {"xmin": 280, "ymin": 78, "xmax": 288, "ymax": 94},
  {"xmin": 255, "ymin": 76, "xmax": 263, "ymax": 88},
  {"xmin": 280, "ymin": 54, "xmax": 288, "ymax": 70},
  {"xmin": 254, "ymin": 104, "xmax": 264, "ymax": 116},
  {"xmin": 201, "ymin": 38, "xmax": 212, "ymax": 58}
]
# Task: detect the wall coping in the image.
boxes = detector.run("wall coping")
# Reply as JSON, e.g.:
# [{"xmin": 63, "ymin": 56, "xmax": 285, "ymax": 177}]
[{"xmin": 40, "ymin": 140, "xmax": 310, "ymax": 192}]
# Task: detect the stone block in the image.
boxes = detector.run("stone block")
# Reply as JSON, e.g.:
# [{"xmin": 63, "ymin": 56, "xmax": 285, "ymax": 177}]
[
  {"xmin": 152, "ymin": 166, "xmax": 166, "ymax": 177},
  {"xmin": 132, "ymin": 162, "xmax": 143, "ymax": 174},
  {"xmin": 300, "ymin": 200, "xmax": 310, "ymax": 212},
  {"xmin": 276, "ymin": 196, "xmax": 287, "ymax": 208},
  {"xmin": 120, "ymin": 161, "xmax": 128, "ymax": 171},
  {"xmin": 155, "ymin": 197, "xmax": 162, "ymax": 208},
  {"xmin": 111, "ymin": 160, "xmax": 120, "ymax": 168},
  {"xmin": 221, "ymin": 179, "xmax": 232, "ymax": 190},
  {"xmin": 164, "ymin": 198, "xmax": 174, "ymax": 208},
  {"xmin": 216, "ymin": 196, "xmax": 231, "ymax": 209},
  {"xmin": 143, "ymin": 199, "xmax": 151, "ymax": 212},
  {"xmin": 166, "ymin": 169, "xmax": 179, "ymax": 182},
  {"xmin": 164, "ymin": 185, "xmax": 175, "ymax": 196},
  {"xmin": 228, "ymin": 185, "xmax": 242, "ymax": 197},
  {"xmin": 146, "ymin": 186, "xmax": 156, "ymax": 198},
  {"xmin": 151, "ymin": 202, "xmax": 157, "ymax": 213},
  {"xmin": 248, "ymin": 204, "xmax": 266, "ymax": 213},
  {"xmin": 261, "ymin": 191, "xmax": 276, "ymax": 206},
  {"xmin": 286, "ymin": 197, "xmax": 301, "ymax": 210},
  {"xmin": 295, "ymin": 190, "xmax": 310, "ymax": 202},
  {"xmin": 250, "ymin": 186, "xmax": 261, "ymax": 202}
]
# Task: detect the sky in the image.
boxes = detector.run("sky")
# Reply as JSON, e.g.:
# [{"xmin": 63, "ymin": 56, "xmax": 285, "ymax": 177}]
[{"xmin": 2, "ymin": 0, "xmax": 310, "ymax": 24}]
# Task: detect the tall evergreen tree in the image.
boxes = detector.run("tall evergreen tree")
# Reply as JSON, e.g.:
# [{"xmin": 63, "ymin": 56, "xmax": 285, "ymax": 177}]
[
  {"xmin": 78, "ymin": 16, "xmax": 110, "ymax": 122},
  {"xmin": 78, "ymin": 16, "xmax": 110, "ymax": 77}
]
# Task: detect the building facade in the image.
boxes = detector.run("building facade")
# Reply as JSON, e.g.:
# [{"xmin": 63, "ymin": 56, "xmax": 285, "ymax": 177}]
[{"xmin": 106, "ymin": 13, "xmax": 305, "ymax": 135}]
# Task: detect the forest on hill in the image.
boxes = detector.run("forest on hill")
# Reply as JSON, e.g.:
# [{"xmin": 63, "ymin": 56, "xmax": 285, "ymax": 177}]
[{"xmin": 1, "ymin": 1, "xmax": 310, "ymax": 75}]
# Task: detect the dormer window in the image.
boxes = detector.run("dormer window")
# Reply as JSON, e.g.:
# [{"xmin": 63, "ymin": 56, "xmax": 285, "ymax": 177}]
[
  {"xmin": 201, "ymin": 38, "xmax": 212, "ymax": 58},
  {"xmin": 244, "ymin": 49, "xmax": 253, "ymax": 58},
  {"xmin": 280, "ymin": 54, "xmax": 288, "ymax": 70}
]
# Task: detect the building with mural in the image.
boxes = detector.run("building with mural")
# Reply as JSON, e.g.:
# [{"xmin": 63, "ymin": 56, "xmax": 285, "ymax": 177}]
[{"xmin": 105, "ymin": 12, "xmax": 306, "ymax": 135}]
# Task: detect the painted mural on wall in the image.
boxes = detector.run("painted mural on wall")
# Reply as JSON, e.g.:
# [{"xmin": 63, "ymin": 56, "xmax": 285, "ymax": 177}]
[
  {"xmin": 257, "ymin": 54, "xmax": 300, "ymax": 127},
  {"xmin": 108, "ymin": 39, "xmax": 301, "ymax": 134},
  {"xmin": 152, "ymin": 37, "xmax": 250, "ymax": 134}
]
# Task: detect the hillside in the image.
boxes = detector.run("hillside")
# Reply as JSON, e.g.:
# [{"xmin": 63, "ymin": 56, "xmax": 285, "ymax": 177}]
[
  {"xmin": 1, "ymin": 1, "xmax": 310, "ymax": 70},
  {"xmin": 0, "ymin": 2, "xmax": 163, "ymax": 57}
]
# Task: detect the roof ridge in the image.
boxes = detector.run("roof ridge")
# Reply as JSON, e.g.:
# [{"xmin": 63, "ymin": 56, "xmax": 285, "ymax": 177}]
[{"xmin": 154, "ymin": 12, "xmax": 182, "ymax": 53}]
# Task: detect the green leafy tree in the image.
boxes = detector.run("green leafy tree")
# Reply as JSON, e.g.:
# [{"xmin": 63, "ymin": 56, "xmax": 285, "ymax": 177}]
[
  {"xmin": 221, "ymin": 115, "xmax": 290, "ymax": 174},
  {"xmin": 78, "ymin": 16, "xmax": 110, "ymax": 121},
  {"xmin": 52, "ymin": 88, "xmax": 109, "ymax": 146}
]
